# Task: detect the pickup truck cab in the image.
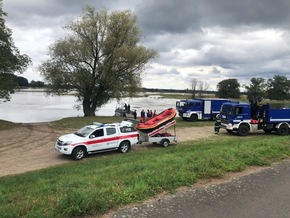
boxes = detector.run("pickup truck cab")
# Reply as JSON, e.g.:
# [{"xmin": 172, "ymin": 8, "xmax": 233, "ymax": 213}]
[{"xmin": 55, "ymin": 121, "xmax": 139, "ymax": 160}]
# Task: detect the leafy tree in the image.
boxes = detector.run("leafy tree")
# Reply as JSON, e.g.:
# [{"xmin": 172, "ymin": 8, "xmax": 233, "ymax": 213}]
[
  {"xmin": 244, "ymin": 77, "xmax": 267, "ymax": 101},
  {"xmin": 29, "ymin": 80, "xmax": 45, "ymax": 88},
  {"xmin": 14, "ymin": 76, "xmax": 29, "ymax": 87},
  {"xmin": 216, "ymin": 78, "xmax": 240, "ymax": 99},
  {"xmin": 0, "ymin": 0, "xmax": 31, "ymax": 102},
  {"xmin": 266, "ymin": 75, "xmax": 290, "ymax": 100},
  {"xmin": 0, "ymin": 73, "xmax": 17, "ymax": 101},
  {"xmin": 40, "ymin": 7, "xmax": 158, "ymax": 116}
]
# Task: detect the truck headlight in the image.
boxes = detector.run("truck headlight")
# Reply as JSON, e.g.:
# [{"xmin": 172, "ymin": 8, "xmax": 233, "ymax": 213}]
[{"xmin": 63, "ymin": 141, "xmax": 72, "ymax": 146}]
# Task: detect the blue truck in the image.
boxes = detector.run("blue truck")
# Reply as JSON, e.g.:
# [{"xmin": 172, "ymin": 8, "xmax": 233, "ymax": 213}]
[
  {"xmin": 220, "ymin": 101, "xmax": 290, "ymax": 136},
  {"xmin": 176, "ymin": 98, "xmax": 232, "ymax": 121}
]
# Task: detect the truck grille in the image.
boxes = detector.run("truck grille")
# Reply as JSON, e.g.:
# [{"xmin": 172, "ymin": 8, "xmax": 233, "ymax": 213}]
[
  {"xmin": 221, "ymin": 119, "xmax": 230, "ymax": 124},
  {"xmin": 57, "ymin": 139, "xmax": 63, "ymax": 146}
]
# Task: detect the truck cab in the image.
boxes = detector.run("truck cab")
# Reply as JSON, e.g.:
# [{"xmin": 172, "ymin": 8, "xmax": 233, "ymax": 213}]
[{"xmin": 220, "ymin": 102, "xmax": 252, "ymax": 135}]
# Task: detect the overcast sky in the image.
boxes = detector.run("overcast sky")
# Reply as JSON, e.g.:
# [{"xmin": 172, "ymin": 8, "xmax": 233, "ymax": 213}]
[{"xmin": 3, "ymin": 0, "xmax": 290, "ymax": 90}]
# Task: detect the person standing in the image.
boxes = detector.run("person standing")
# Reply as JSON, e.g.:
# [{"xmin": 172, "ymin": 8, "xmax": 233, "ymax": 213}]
[
  {"xmin": 127, "ymin": 104, "xmax": 131, "ymax": 114},
  {"xmin": 140, "ymin": 109, "xmax": 145, "ymax": 122},
  {"xmin": 133, "ymin": 110, "xmax": 137, "ymax": 120},
  {"xmin": 214, "ymin": 114, "xmax": 221, "ymax": 134}
]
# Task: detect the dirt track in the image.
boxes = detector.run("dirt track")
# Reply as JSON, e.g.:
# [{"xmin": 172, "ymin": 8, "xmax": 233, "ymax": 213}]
[{"xmin": 0, "ymin": 123, "xmax": 215, "ymax": 177}]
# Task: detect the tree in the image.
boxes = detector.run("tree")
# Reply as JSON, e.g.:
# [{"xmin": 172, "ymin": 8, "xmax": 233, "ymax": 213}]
[
  {"xmin": 29, "ymin": 80, "xmax": 45, "ymax": 88},
  {"xmin": 216, "ymin": 78, "xmax": 240, "ymax": 99},
  {"xmin": 14, "ymin": 76, "xmax": 29, "ymax": 87},
  {"xmin": 191, "ymin": 79, "xmax": 209, "ymax": 98},
  {"xmin": 198, "ymin": 81, "xmax": 209, "ymax": 98},
  {"xmin": 266, "ymin": 75, "xmax": 290, "ymax": 100},
  {"xmin": 191, "ymin": 78, "xmax": 197, "ymax": 98},
  {"xmin": 0, "ymin": 0, "xmax": 31, "ymax": 102},
  {"xmin": 244, "ymin": 77, "xmax": 266, "ymax": 101},
  {"xmin": 40, "ymin": 7, "xmax": 158, "ymax": 116}
]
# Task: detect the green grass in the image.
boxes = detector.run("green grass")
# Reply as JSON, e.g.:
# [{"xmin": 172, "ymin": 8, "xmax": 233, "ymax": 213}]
[
  {"xmin": 1, "ymin": 134, "xmax": 290, "ymax": 217},
  {"xmin": 0, "ymin": 119, "xmax": 21, "ymax": 131}
]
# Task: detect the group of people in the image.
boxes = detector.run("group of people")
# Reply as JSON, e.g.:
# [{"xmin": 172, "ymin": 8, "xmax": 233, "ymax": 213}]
[
  {"xmin": 124, "ymin": 103, "xmax": 131, "ymax": 114},
  {"xmin": 121, "ymin": 103, "xmax": 157, "ymax": 122},
  {"xmin": 140, "ymin": 109, "xmax": 157, "ymax": 122}
]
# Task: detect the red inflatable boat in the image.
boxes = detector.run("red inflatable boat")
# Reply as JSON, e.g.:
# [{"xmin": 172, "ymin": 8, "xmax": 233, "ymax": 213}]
[{"xmin": 136, "ymin": 108, "xmax": 176, "ymax": 133}]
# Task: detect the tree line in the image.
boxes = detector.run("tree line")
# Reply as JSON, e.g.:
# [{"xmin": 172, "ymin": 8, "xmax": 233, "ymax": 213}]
[
  {"xmin": 215, "ymin": 76, "xmax": 290, "ymax": 101},
  {"xmin": 1, "ymin": 73, "xmax": 45, "ymax": 88}
]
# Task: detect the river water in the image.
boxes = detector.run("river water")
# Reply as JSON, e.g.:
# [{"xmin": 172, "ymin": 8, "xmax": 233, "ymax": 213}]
[{"xmin": 0, "ymin": 91, "xmax": 177, "ymax": 123}]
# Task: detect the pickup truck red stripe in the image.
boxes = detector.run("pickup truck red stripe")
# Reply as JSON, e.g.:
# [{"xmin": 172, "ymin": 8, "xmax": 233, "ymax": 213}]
[{"xmin": 71, "ymin": 133, "xmax": 139, "ymax": 146}]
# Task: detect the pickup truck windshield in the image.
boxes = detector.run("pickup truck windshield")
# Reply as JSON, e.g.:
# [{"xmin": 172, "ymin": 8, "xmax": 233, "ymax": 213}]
[{"xmin": 74, "ymin": 126, "xmax": 94, "ymax": 137}]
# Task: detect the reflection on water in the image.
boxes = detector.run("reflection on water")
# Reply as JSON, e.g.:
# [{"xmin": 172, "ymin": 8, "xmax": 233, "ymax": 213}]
[{"xmin": 0, "ymin": 91, "xmax": 176, "ymax": 123}]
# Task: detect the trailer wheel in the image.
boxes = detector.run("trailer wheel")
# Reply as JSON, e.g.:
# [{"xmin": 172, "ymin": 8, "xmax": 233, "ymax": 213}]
[
  {"xmin": 277, "ymin": 124, "xmax": 289, "ymax": 136},
  {"xmin": 160, "ymin": 139, "xmax": 170, "ymax": 147},
  {"xmin": 237, "ymin": 125, "xmax": 249, "ymax": 136},
  {"xmin": 190, "ymin": 114, "xmax": 198, "ymax": 122}
]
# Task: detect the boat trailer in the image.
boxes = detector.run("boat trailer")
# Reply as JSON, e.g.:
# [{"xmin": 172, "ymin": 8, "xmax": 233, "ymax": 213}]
[{"xmin": 137, "ymin": 120, "xmax": 177, "ymax": 147}]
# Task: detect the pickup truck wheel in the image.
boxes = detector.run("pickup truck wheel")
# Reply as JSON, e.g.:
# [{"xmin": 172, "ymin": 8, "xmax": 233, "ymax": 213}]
[
  {"xmin": 161, "ymin": 139, "xmax": 170, "ymax": 147},
  {"xmin": 72, "ymin": 147, "xmax": 86, "ymax": 160},
  {"xmin": 190, "ymin": 114, "xmax": 198, "ymax": 122},
  {"xmin": 237, "ymin": 125, "xmax": 249, "ymax": 136},
  {"xmin": 118, "ymin": 141, "xmax": 131, "ymax": 153},
  {"xmin": 277, "ymin": 124, "xmax": 289, "ymax": 136}
]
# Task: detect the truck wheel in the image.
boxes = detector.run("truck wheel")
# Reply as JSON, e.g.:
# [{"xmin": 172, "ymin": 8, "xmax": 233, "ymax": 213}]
[
  {"xmin": 277, "ymin": 124, "xmax": 289, "ymax": 136},
  {"xmin": 190, "ymin": 114, "xmax": 198, "ymax": 122},
  {"xmin": 72, "ymin": 147, "xmax": 86, "ymax": 160},
  {"xmin": 160, "ymin": 139, "xmax": 170, "ymax": 147},
  {"xmin": 237, "ymin": 125, "xmax": 249, "ymax": 136},
  {"xmin": 118, "ymin": 141, "xmax": 131, "ymax": 153}
]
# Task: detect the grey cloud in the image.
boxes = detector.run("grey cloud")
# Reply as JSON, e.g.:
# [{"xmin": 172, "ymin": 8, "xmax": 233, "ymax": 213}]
[
  {"xmin": 137, "ymin": 0, "xmax": 290, "ymax": 36},
  {"xmin": 3, "ymin": 0, "xmax": 290, "ymax": 90}
]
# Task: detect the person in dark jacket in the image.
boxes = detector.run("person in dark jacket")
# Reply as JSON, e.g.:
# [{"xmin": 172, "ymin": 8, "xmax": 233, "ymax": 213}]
[
  {"xmin": 133, "ymin": 110, "xmax": 137, "ymax": 120},
  {"xmin": 214, "ymin": 114, "xmax": 221, "ymax": 134},
  {"xmin": 140, "ymin": 109, "xmax": 145, "ymax": 122}
]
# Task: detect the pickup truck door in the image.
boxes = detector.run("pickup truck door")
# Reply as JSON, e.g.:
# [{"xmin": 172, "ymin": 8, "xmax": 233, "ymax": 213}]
[
  {"xmin": 88, "ymin": 128, "xmax": 105, "ymax": 152},
  {"xmin": 103, "ymin": 127, "xmax": 119, "ymax": 149}
]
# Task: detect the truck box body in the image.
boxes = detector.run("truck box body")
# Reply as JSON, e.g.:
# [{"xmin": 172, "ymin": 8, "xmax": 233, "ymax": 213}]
[
  {"xmin": 259, "ymin": 104, "xmax": 290, "ymax": 123},
  {"xmin": 176, "ymin": 98, "xmax": 231, "ymax": 121}
]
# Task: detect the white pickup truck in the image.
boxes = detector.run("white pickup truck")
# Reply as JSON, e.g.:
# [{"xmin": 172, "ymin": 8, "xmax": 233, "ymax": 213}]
[{"xmin": 55, "ymin": 121, "xmax": 139, "ymax": 160}]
